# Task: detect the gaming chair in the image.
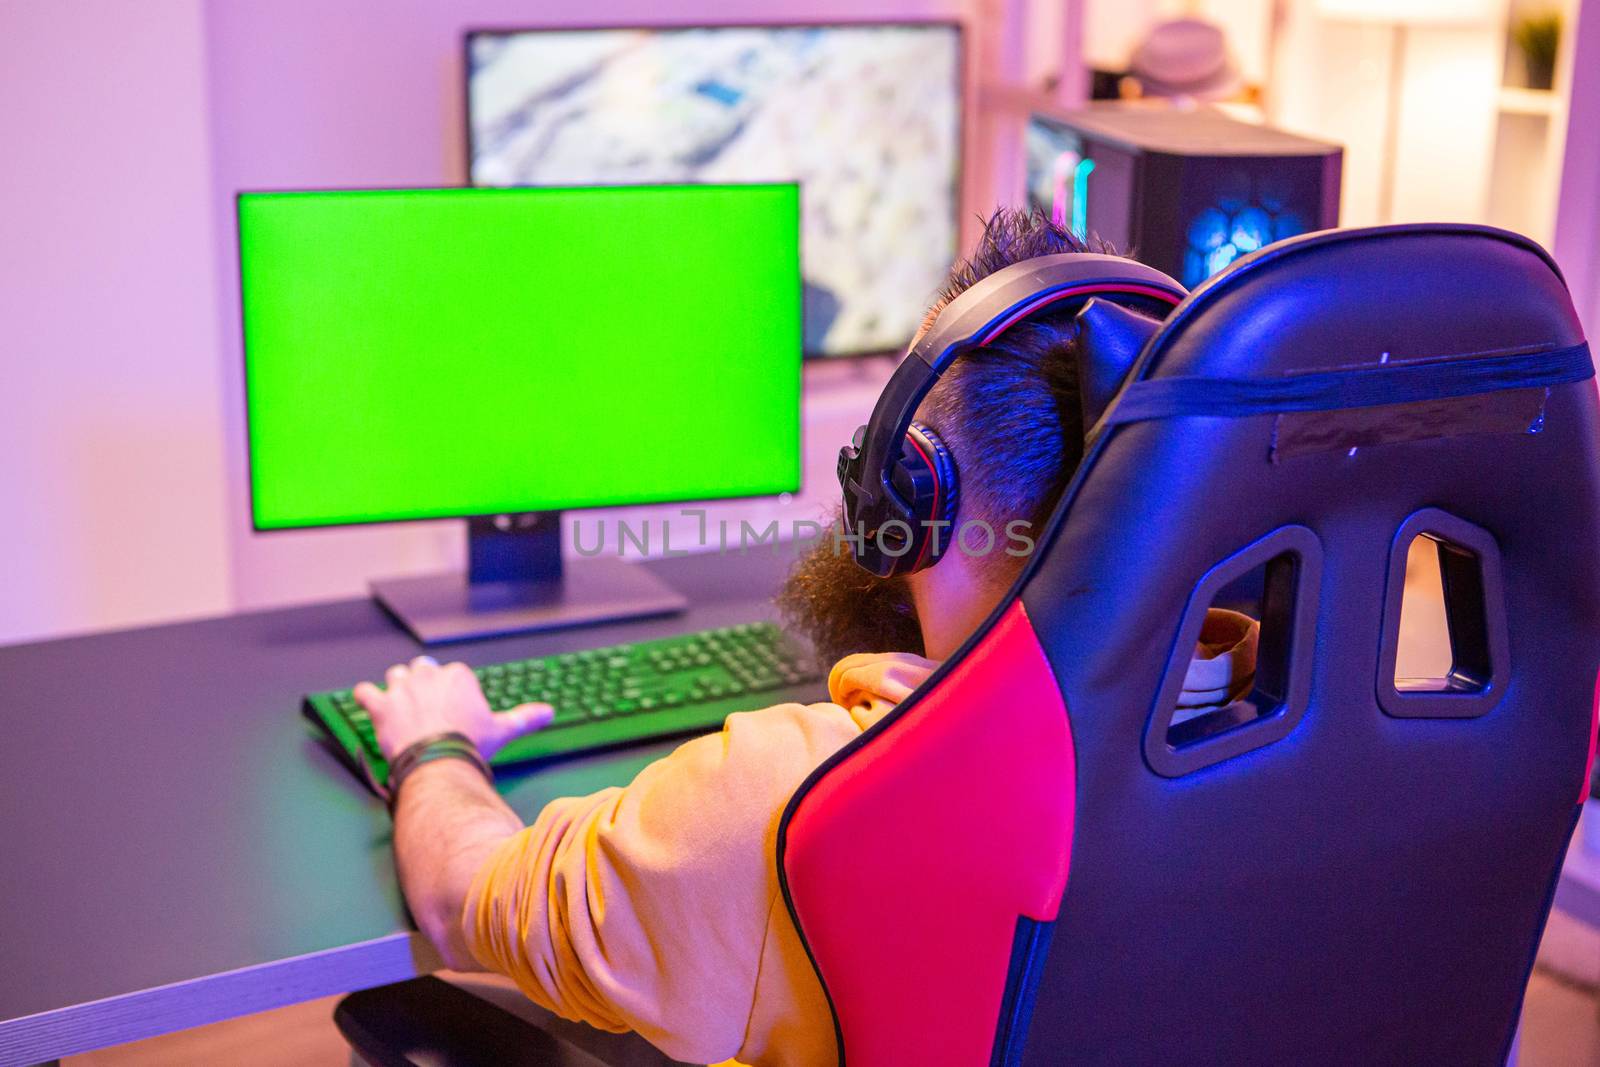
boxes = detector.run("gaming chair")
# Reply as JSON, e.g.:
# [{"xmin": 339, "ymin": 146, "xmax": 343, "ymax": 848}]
[{"xmin": 779, "ymin": 223, "xmax": 1600, "ymax": 1065}]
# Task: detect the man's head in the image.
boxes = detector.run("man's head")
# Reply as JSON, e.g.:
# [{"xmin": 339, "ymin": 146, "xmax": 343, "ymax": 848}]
[{"xmin": 779, "ymin": 207, "xmax": 1122, "ymax": 665}]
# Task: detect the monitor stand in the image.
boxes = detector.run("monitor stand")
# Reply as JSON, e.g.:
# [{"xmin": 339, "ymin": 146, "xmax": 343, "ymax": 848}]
[{"xmin": 371, "ymin": 512, "xmax": 688, "ymax": 645}]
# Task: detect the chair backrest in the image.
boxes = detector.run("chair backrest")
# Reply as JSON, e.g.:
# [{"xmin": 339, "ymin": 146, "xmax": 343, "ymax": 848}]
[{"xmin": 779, "ymin": 224, "xmax": 1600, "ymax": 1065}]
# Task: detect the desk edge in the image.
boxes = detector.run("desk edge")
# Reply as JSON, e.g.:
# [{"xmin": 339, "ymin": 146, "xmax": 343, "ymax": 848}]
[{"xmin": 0, "ymin": 932, "xmax": 440, "ymax": 1065}]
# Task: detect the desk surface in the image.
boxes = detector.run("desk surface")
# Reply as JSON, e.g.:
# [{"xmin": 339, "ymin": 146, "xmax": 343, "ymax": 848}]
[{"xmin": 0, "ymin": 548, "xmax": 800, "ymax": 1064}]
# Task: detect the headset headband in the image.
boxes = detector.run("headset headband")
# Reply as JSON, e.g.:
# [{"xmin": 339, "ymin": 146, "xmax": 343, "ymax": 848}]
[{"xmin": 840, "ymin": 253, "xmax": 1186, "ymax": 554}]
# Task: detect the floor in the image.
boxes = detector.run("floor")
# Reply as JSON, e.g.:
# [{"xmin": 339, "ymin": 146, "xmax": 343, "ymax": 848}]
[
  {"xmin": 66, "ymin": 994, "xmax": 350, "ymax": 1066},
  {"xmin": 1523, "ymin": 968, "xmax": 1600, "ymax": 1066}
]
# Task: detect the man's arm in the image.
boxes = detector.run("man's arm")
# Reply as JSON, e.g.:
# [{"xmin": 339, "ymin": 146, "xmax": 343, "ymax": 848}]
[
  {"xmin": 355, "ymin": 654, "xmax": 860, "ymax": 1063},
  {"xmin": 353, "ymin": 655, "xmax": 552, "ymax": 969},
  {"xmin": 391, "ymin": 758, "xmax": 521, "ymax": 970}
]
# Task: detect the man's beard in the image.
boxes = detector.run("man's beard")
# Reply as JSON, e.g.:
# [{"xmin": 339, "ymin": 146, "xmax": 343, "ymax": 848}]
[{"xmin": 775, "ymin": 507, "xmax": 924, "ymax": 668}]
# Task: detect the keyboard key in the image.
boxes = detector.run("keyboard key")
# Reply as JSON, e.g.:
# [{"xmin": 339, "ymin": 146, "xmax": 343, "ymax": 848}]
[{"xmin": 550, "ymin": 704, "xmax": 586, "ymax": 726}]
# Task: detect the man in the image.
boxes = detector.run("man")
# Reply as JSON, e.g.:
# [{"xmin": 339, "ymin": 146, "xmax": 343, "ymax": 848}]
[{"xmin": 354, "ymin": 208, "xmax": 1256, "ymax": 1065}]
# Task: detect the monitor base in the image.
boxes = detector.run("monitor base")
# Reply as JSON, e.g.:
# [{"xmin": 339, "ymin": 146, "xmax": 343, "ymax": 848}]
[{"xmin": 372, "ymin": 555, "xmax": 688, "ymax": 645}]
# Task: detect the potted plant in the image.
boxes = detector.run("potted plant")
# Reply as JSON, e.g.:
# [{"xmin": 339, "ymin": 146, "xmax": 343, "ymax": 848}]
[{"xmin": 1513, "ymin": 11, "xmax": 1561, "ymax": 91}]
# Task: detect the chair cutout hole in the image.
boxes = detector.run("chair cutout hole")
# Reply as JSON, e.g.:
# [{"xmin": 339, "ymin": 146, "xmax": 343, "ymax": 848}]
[
  {"xmin": 1146, "ymin": 524, "xmax": 1319, "ymax": 777},
  {"xmin": 1394, "ymin": 533, "xmax": 1493, "ymax": 694},
  {"xmin": 1167, "ymin": 551, "xmax": 1296, "ymax": 749},
  {"xmin": 1378, "ymin": 509, "xmax": 1507, "ymax": 719}
]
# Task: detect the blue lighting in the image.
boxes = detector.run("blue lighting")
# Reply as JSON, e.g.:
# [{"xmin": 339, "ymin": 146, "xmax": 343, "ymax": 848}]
[
  {"xmin": 1189, "ymin": 208, "xmax": 1229, "ymax": 251},
  {"xmin": 1071, "ymin": 158, "xmax": 1095, "ymax": 242},
  {"xmin": 1229, "ymin": 207, "xmax": 1273, "ymax": 254},
  {"xmin": 1205, "ymin": 243, "xmax": 1240, "ymax": 277},
  {"xmin": 1183, "ymin": 198, "xmax": 1306, "ymax": 287}
]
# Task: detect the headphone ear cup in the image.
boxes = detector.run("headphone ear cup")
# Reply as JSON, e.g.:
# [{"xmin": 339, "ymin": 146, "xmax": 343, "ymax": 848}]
[
  {"xmin": 907, "ymin": 422, "xmax": 959, "ymax": 528},
  {"xmin": 896, "ymin": 421, "xmax": 959, "ymax": 573}
]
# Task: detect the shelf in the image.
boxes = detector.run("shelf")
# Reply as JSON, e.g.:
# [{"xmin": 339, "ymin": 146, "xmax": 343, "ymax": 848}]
[{"xmin": 1498, "ymin": 86, "xmax": 1562, "ymax": 117}]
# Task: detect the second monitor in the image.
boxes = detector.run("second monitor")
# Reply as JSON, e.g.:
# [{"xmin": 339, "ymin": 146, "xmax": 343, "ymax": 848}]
[
  {"xmin": 238, "ymin": 182, "xmax": 802, "ymax": 642},
  {"xmin": 465, "ymin": 22, "xmax": 964, "ymax": 359}
]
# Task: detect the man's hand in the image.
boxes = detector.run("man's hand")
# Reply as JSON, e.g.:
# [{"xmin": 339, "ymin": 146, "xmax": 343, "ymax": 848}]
[
  {"xmin": 354, "ymin": 656, "xmax": 553, "ymax": 761},
  {"xmin": 355, "ymin": 656, "xmax": 547, "ymax": 971}
]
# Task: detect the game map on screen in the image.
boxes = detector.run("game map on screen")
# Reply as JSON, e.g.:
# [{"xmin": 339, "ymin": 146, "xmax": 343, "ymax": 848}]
[{"xmin": 468, "ymin": 25, "xmax": 962, "ymax": 357}]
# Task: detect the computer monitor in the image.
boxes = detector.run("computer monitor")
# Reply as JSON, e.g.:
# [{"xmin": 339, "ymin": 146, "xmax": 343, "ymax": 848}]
[
  {"xmin": 465, "ymin": 22, "xmax": 964, "ymax": 359},
  {"xmin": 237, "ymin": 183, "xmax": 802, "ymax": 642}
]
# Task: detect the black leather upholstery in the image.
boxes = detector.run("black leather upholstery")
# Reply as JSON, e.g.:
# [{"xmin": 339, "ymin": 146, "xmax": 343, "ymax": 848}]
[
  {"xmin": 336, "ymin": 976, "xmax": 688, "ymax": 1067},
  {"xmin": 1016, "ymin": 224, "xmax": 1599, "ymax": 1064}
]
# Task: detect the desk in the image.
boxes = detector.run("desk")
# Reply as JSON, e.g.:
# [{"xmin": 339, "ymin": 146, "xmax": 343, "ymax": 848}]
[{"xmin": 0, "ymin": 549, "xmax": 799, "ymax": 1065}]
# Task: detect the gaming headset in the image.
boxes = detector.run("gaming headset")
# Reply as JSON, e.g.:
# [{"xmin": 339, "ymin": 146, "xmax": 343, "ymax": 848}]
[{"xmin": 837, "ymin": 253, "xmax": 1187, "ymax": 578}]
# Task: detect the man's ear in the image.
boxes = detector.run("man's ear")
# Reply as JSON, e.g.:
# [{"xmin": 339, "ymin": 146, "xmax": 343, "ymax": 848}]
[{"xmin": 1074, "ymin": 298, "xmax": 1165, "ymax": 431}]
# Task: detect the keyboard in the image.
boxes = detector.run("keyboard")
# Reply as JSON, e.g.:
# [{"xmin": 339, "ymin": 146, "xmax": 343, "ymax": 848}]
[{"xmin": 304, "ymin": 621, "xmax": 823, "ymax": 791}]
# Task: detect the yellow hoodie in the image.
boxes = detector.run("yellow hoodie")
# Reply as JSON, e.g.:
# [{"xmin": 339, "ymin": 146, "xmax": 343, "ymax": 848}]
[{"xmin": 465, "ymin": 611, "xmax": 1257, "ymax": 1066}]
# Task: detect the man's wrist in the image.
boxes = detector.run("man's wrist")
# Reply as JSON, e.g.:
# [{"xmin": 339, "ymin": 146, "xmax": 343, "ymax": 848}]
[
  {"xmin": 387, "ymin": 730, "xmax": 492, "ymax": 810},
  {"xmin": 394, "ymin": 757, "xmax": 496, "ymax": 800}
]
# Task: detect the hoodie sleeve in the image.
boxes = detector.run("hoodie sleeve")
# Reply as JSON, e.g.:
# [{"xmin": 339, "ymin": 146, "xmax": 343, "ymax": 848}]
[{"xmin": 461, "ymin": 698, "xmax": 867, "ymax": 1064}]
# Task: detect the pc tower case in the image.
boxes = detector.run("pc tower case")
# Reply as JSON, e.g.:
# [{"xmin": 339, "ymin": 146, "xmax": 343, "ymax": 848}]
[{"xmin": 1026, "ymin": 104, "xmax": 1343, "ymax": 288}]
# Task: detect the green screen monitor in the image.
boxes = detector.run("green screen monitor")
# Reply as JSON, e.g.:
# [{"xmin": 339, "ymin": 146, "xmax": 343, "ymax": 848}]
[{"xmin": 237, "ymin": 183, "xmax": 802, "ymax": 642}]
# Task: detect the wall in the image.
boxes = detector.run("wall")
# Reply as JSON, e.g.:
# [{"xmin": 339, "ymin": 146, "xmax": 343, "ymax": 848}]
[
  {"xmin": 1266, "ymin": 0, "xmax": 1583, "ymax": 250},
  {"xmin": 1266, "ymin": 0, "xmax": 1508, "ymax": 228},
  {"xmin": 1, "ymin": 0, "xmax": 1043, "ymax": 642},
  {"xmin": 1554, "ymin": 0, "xmax": 1600, "ymax": 338},
  {"xmin": 1266, "ymin": 11, "xmax": 1393, "ymax": 225},
  {"xmin": 0, "ymin": 0, "xmax": 233, "ymax": 644},
  {"xmin": 1082, "ymin": 0, "xmax": 1509, "ymax": 230},
  {"xmin": 1083, "ymin": 0, "xmax": 1274, "ymax": 94}
]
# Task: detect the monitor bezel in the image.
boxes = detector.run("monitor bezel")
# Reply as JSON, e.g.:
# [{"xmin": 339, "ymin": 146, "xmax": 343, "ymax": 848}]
[
  {"xmin": 459, "ymin": 18, "xmax": 969, "ymax": 362},
  {"xmin": 235, "ymin": 182, "xmax": 806, "ymax": 534}
]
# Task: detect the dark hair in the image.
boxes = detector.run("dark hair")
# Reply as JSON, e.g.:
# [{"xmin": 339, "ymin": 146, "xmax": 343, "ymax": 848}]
[
  {"xmin": 774, "ymin": 209, "xmax": 1116, "ymax": 663},
  {"xmin": 917, "ymin": 208, "xmax": 1110, "ymax": 555}
]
